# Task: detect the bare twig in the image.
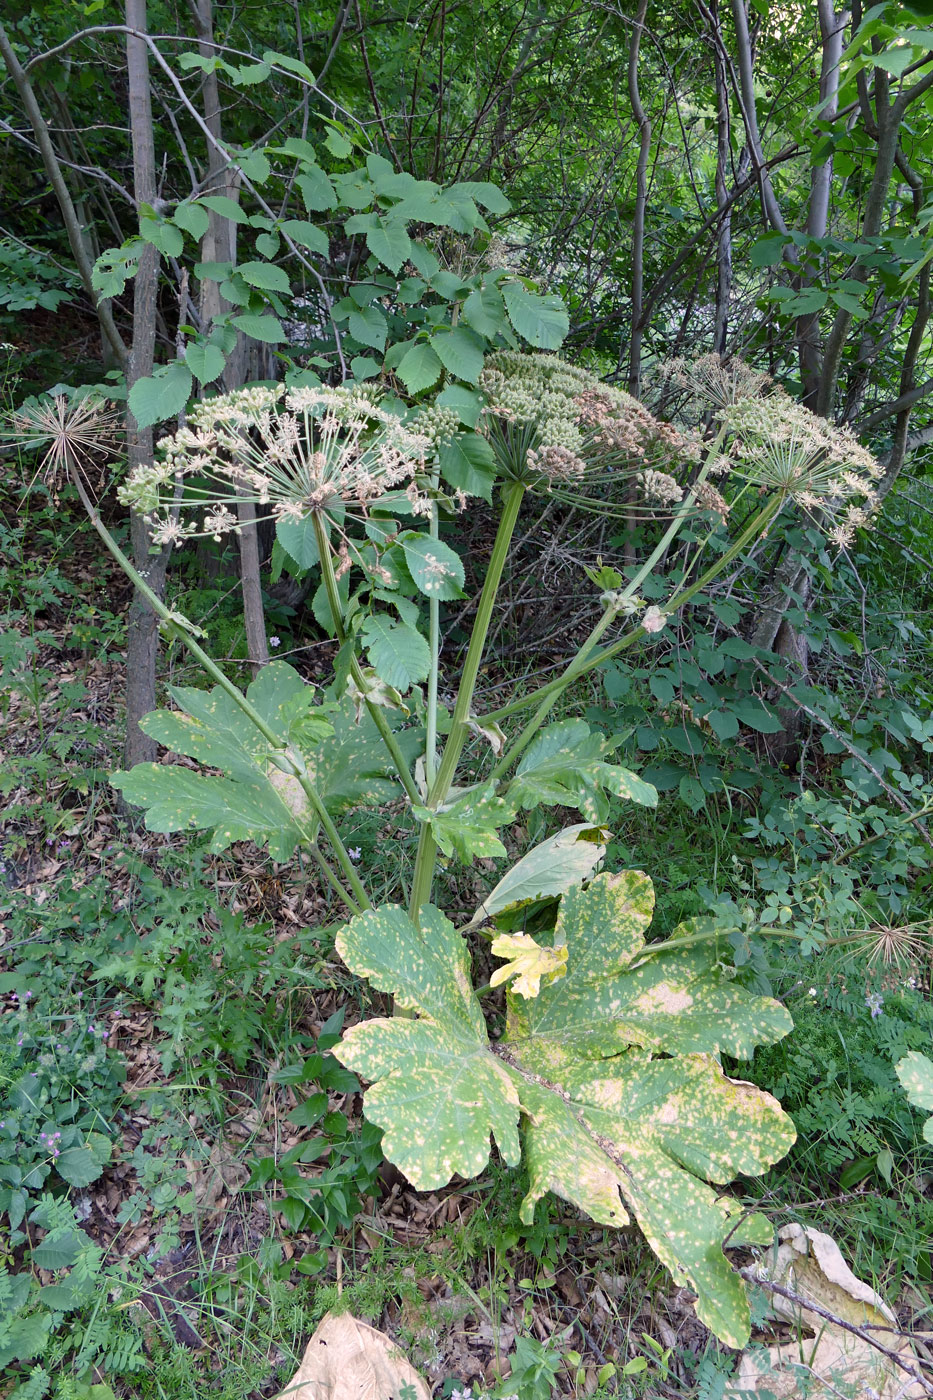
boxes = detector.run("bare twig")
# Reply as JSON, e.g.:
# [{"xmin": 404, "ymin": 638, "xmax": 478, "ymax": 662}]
[{"xmin": 738, "ymin": 1265, "xmax": 933, "ymax": 1395}]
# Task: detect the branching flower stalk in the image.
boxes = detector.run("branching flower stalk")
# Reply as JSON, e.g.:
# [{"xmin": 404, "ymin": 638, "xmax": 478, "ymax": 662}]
[
  {"xmin": 484, "ymin": 490, "xmax": 785, "ymax": 728},
  {"xmin": 408, "ymin": 480, "xmax": 526, "ymax": 918},
  {"xmin": 311, "ymin": 512, "xmax": 422, "ymax": 809},
  {"xmin": 489, "ymin": 426, "xmax": 731, "ymax": 780},
  {"xmin": 723, "ymin": 388, "xmax": 884, "ymax": 549}
]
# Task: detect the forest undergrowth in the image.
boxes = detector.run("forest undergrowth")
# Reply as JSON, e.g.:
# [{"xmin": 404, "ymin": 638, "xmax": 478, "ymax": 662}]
[{"xmin": 2, "ymin": 414, "xmax": 933, "ymax": 1400}]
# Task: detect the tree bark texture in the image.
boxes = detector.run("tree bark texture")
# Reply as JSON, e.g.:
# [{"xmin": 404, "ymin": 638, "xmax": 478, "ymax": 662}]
[
  {"xmin": 191, "ymin": 0, "xmax": 268, "ymax": 674},
  {"xmin": 123, "ymin": 0, "xmax": 172, "ymax": 769}
]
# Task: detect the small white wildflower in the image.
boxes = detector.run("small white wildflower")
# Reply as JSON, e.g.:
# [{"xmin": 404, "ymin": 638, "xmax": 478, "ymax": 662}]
[
  {"xmin": 151, "ymin": 518, "xmax": 193, "ymax": 548},
  {"xmin": 642, "ymin": 606, "xmax": 667, "ymax": 634},
  {"xmin": 348, "ymin": 847, "xmax": 362, "ymax": 861},
  {"xmin": 119, "ymin": 383, "xmax": 431, "ymax": 565},
  {"xmin": 203, "ymin": 505, "xmax": 238, "ymax": 540},
  {"xmin": 269, "ymin": 635, "xmax": 281, "ymax": 648}
]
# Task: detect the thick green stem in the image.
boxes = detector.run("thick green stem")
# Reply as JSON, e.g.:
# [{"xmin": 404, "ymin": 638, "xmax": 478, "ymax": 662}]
[
  {"xmin": 629, "ymin": 921, "xmax": 806, "ymax": 968},
  {"xmin": 425, "ymin": 501, "xmax": 440, "ymax": 783},
  {"xmin": 408, "ymin": 480, "xmax": 526, "ymax": 919},
  {"xmin": 484, "ymin": 494, "xmax": 783, "ymax": 727},
  {"xmin": 312, "ymin": 514, "xmax": 421, "ymax": 808},
  {"xmin": 73, "ymin": 476, "xmax": 369, "ymax": 913}
]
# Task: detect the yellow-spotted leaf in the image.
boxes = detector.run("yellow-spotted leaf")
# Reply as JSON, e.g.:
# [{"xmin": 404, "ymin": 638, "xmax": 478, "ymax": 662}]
[
  {"xmin": 336, "ymin": 872, "xmax": 795, "ymax": 1348},
  {"xmin": 415, "ymin": 781, "xmax": 511, "ymax": 863},
  {"xmin": 111, "ymin": 662, "xmax": 418, "ymax": 859},
  {"xmin": 507, "ymin": 873, "xmax": 792, "ymax": 1064},
  {"xmin": 514, "ymin": 1054, "xmax": 795, "ymax": 1347},
  {"xmin": 335, "ymin": 904, "xmax": 521, "ymax": 1187}
]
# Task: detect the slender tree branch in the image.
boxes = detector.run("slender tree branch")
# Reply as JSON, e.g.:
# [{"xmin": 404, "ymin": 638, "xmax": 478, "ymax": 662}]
[
  {"xmin": 738, "ymin": 1266, "xmax": 933, "ymax": 1395},
  {"xmin": 0, "ymin": 23, "xmax": 128, "ymax": 367}
]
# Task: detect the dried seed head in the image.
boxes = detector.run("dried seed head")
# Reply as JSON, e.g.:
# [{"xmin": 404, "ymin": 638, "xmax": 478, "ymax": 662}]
[{"xmin": 9, "ymin": 394, "xmax": 123, "ymax": 496}]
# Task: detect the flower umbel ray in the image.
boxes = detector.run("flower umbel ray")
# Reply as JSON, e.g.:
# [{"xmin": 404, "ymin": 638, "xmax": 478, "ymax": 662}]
[
  {"xmin": 724, "ymin": 389, "xmax": 883, "ymax": 547},
  {"xmin": 10, "ymin": 394, "xmax": 123, "ymax": 494},
  {"xmin": 119, "ymin": 384, "xmax": 431, "ymax": 547}
]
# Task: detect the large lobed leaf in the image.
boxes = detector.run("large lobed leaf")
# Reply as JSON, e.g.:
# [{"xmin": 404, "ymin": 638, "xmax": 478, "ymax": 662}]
[
  {"xmin": 896, "ymin": 1051, "xmax": 933, "ymax": 1144},
  {"xmin": 506, "ymin": 720, "xmax": 658, "ymax": 825},
  {"xmin": 408, "ymin": 721, "xmax": 658, "ymax": 872},
  {"xmin": 111, "ymin": 662, "xmax": 418, "ymax": 859},
  {"xmin": 336, "ymin": 905, "xmax": 521, "ymax": 1184},
  {"xmin": 335, "ymin": 870, "xmax": 795, "ymax": 1348}
]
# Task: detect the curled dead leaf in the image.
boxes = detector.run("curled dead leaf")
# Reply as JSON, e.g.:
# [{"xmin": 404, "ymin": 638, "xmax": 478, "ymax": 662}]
[
  {"xmin": 490, "ymin": 931, "xmax": 568, "ymax": 998},
  {"xmin": 732, "ymin": 1224, "xmax": 925, "ymax": 1399},
  {"xmin": 276, "ymin": 1311, "xmax": 431, "ymax": 1400}
]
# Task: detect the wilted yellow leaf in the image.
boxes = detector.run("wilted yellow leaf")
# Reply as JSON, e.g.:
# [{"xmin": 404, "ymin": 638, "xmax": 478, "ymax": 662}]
[{"xmin": 490, "ymin": 932, "xmax": 568, "ymax": 998}]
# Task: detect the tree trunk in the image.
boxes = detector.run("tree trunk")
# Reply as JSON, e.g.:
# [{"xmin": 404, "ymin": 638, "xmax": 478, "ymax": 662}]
[
  {"xmin": 124, "ymin": 0, "xmax": 173, "ymax": 769},
  {"xmin": 798, "ymin": 0, "xmax": 846, "ymax": 407},
  {"xmin": 626, "ymin": 0, "xmax": 651, "ymax": 396},
  {"xmin": 0, "ymin": 23, "xmax": 127, "ymax": 368},
  {"xmin": 190, "ymin": 0, "xmax": 268, "ymax": 674}
]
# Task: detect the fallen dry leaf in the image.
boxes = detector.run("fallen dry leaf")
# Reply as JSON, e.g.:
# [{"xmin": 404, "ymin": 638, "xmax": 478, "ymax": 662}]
[
  {"xmin": 276, "ymin": 1311, "xmax": 431, "ymax": 1400},
  {"xmin": 732, "ymin": 1223, "xmax": 925, "ymax": 1398}
]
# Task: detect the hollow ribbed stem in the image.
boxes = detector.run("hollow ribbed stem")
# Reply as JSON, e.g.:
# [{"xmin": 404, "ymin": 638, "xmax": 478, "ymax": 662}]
[
  {"xmin": 489, "ymin": 439, "xmax": 725, "ymax": 772},
  {"xmin": 408, "ymin": 480, "xmax": 525, "ymax": 919},
  {"xmin": 311, "ymin": 513, "xmax": 421, "ymax": 808},
  {"xmin": 72, "ymin": 474, "xmax": 369, "ymax": 914},
  {"xmin": 425, "ymin": 496, "xmax": 440, "ymax": 783},
  {"xmin": 484, "ymin": 494, "xmax": 783, "ymax": 727}
]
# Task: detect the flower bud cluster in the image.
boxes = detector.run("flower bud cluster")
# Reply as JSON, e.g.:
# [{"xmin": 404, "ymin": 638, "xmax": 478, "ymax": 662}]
[
  {"xmin": 478, "ymin": 351, "xmax": 692, "ymax": 488},
  {"xmin": 694, "ymin": 480, "xmax": 730, "ymax": 520},
  {"xmin": 416, "ymin": 404, "xmax": 460, "ymax": 448}
]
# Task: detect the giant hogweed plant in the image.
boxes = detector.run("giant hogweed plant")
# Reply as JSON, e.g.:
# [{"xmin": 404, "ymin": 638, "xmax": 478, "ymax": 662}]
[{"xmin": 15, "ymin": 354, "xmax": 884, "ymax": 1347}]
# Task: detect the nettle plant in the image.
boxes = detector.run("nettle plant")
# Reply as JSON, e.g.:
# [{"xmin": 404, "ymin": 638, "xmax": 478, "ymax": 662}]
[{"xmin": 29, "ymin": 353, "xmax": 885, "ymax": 1347}]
